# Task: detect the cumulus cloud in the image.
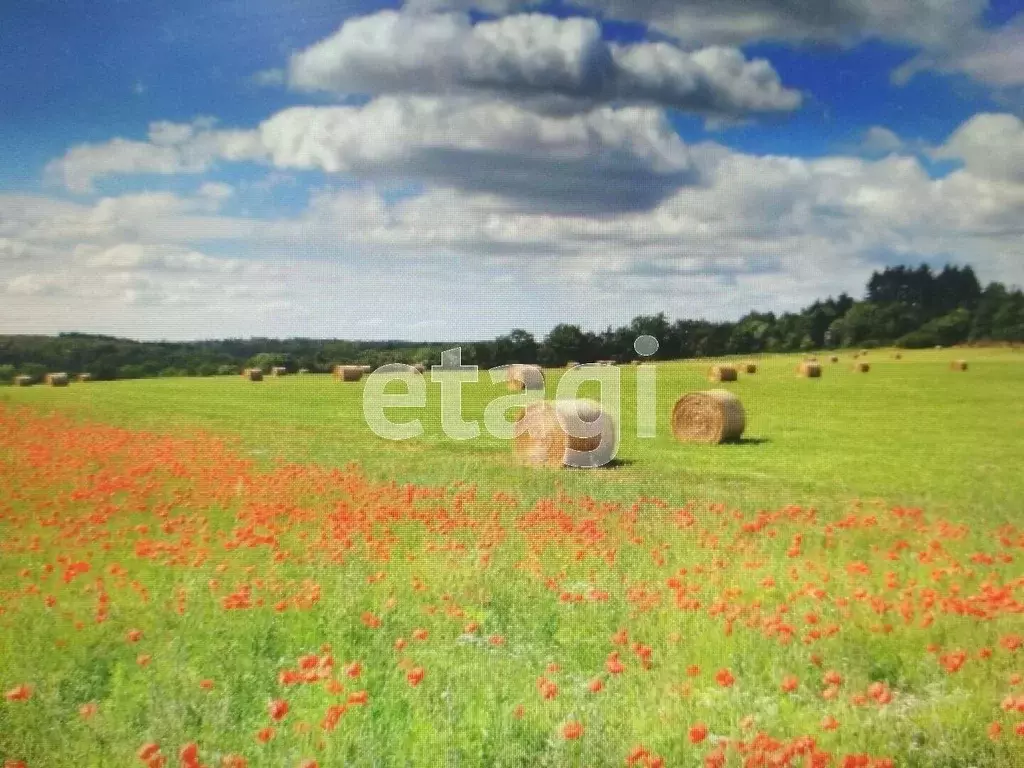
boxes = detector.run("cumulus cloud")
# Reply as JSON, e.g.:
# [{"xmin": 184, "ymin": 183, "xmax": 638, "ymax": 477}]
[
  {"xmin": 934, "ymin": 113, "xmax": 1024, "ymax": 183},
  {"xmin": 50, "ymin": 98, "xmax": 699, "ymax": 214},
  {"xmin": 859, "ymin": 126, "xmax": 904, "ymax": 155},
  {"xmin": 45, "ymin": 118, "xmax": 264, "ymax": 193},
  {"xmin": 287, "ymin": 11, "xmax": 800, "ymax": 117},
  {"xmin": 402, "ymin": 0, "xmax": 986, "ymax": 50},
  {"xmin": 893, "ymin": 16, "xmax": 1024, "ymax": 88}
]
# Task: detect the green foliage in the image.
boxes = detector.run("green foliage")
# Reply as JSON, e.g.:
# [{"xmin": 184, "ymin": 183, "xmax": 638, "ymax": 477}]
[
  {"xmin": 0, "ymin": 264, "xmax": 1020, "ymax": 381},
  {"xmin": 0, "ymin": 364, "xmax": 14, "ymax": 384}
]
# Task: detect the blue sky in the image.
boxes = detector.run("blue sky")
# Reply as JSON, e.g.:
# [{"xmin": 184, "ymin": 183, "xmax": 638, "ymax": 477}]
[{"xmin": 2, "ymin": 0, "xmax": 1023, "ymax": 340}]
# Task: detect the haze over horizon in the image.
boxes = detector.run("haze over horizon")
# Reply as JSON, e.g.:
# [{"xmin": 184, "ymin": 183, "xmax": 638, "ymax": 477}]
[{"xmin": 3, "ymin": 0, "xmax": 1024, "ymax": 342}]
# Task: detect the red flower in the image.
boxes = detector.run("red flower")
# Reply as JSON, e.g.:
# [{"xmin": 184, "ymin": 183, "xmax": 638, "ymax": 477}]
[
  {"xmin": 126, "ymin": 629, "xmax": 144, "ymax": 643},
  {"xmin": 689, "ymin": 723, "xmax": 708, "ymax": 744},
  {"xmin": 715, "ymin": 668, "xmax": 735, "ymax": 687},
  {"xmin": 562, "ymin": 721, "xmax": 584, "ymax": 740},
  {"xmin": 137, "ymin": 742, "xmax": 161, "ymax": 761},
  {"xmin": 256, "ymin": 727, "xmax": 275, "ymax": 743},
  {"xmin": 821, "ymin": 715, "xmax": 839, "ymax": 731},
  {"xmin": 412, "ymin": 628, "xmax": 429, "ymax": 641},
  {"xmin": 268, "ymin": 699, "xmax": 289, "ymax": 721},
  {"xmin": 406, "ymin": 667, "xmax": 425, "ymax": 686},
  {"xmin": 588, "ymin": 678, "xmax": 604, "ymax": 693},
  {"xmin": 781, "ymin": 675, "xmax": 798, "ymax": 693},
  {"xmin": 5, "ymin": 684, "xmax": 32, "ymax": 702}
]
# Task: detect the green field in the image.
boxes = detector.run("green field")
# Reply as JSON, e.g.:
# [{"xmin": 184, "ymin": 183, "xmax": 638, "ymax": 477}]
[
  {"xmin": 4, "ymin": 347, "xmax": 1022, "ymax": 519},
  {"xmin": 1, "ymin": 347, "xmax": 1022, "ymax": 768}
]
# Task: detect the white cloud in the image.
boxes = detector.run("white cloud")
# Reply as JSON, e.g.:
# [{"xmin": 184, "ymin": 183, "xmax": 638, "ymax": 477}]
[
  {"xmin": 287, "ymin": 11, "xmax": 800, "ymax": 116},
  {"xmin": 402, "ymin": 0, "xmax": 986, "ymax": 50},
  {"xmin": 893, "ymin": 16, "xmax": 1024, "ymax": 88},
  {"xmin": 859, "ymin": 126, "xmax": 904, "ymax": 154},
  {"xmin": 934, "ymin": 113, "xmax": 1024, "ymax": 183}
]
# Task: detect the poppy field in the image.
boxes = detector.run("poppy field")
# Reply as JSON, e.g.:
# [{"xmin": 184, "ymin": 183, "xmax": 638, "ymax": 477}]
[{"xmin": 1, "ymin": 349, "xmax": 1023, "ymax": 767}]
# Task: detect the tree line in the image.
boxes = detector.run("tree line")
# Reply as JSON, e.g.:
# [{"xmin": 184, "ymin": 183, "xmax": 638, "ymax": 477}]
[{"xmin": 1, "ymin": 264, "xmax": 1021, "ymax": 383}]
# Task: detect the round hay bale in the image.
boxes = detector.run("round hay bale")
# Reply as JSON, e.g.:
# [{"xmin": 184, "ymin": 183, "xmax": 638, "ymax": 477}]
[
  {"xmin": 270, "ymin": 366, "xmax": 288, "ymax": 377},
  {"xmin": 507, "ymin": 364, "xmax": 545, "ymax": 392},
  {"xmin": 47, "ymin": 372, "xmax": 69, "ymax": 387},
  {"xmin": 513, "ymin": 399, "xmax": 617, "ymax": 469},
  {"xmin": 412, "ymin": 364, "xmax": 427, "ymax": 374},
  {"xmin": 333, "ymin": 365, "xmax": 363, "ymax": 382},
  {"xmin": 853, "ymin": 362, "xmax": 870, "ymax": 373},
  {"xmin": 565, "ymin": 361, "xmax": 579, "ymax": 369},
  {"xmin": 76, "ymin": 373, "xmax": 93, "ymax": 382},
  {"xmin": 297, "ymin": 368, "xmax": 310, "ymax": 375},
  {"xmin": 246, "ymin": 368, "xmax": 263, "ymax": 382},
  {"xmin": 830, "ymin": 355, "xmax": 840, "ymax": 363},
  {"xmin": 950, "ymin": 360, "xmax": 968, "ymax": 371},
  {"xmin": 893, "ymin": 353, "xmax": 903, "ymax": 360},
  {"xmin": 742, "ymin": 361, "xmax": 757, "ymax": 374},
  {"xmin": 359, "ymin": 365, "xmax": 373, "ymax": 374},
  {"xmin": 708, "ymin": 365, "xmax": 738, "ymax": 382},
  {"xmin": 14, "ymin": 375, "xmax": 33, "ymax": 387},
  {"xmin": 671, "ymin": 389, "xmax": 745, "ymax": 444},
  {"xmin": 797, "ymin": 362, "xmax": 822, "ymax": 378}
]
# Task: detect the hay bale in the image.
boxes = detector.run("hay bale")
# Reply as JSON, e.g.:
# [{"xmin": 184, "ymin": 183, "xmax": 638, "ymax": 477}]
[
  {"xmin": 47, "ymin": 372, "xmax": 69, "ymax": 387},
  {"xmin": 565, "ymin": 361, "xmax": 579, "ymax": 369},
  {"xmin": 513, "ymin": 398, "xmax": 617, "ymax": 468},
  {"xmin": 893, "ymin": 353, "xmax": 903, "ymax": 360},
  {"xmin": 742, "ymin": 361, "xmax": 757, "ymax": 374},
  {"xmin": 797, "ymin": 362, "xmax": 822, "ymax": 378},
  {"xmin": 297, "ymin": 368, "xmax": 310, "ymax": 375},
  {"xmin": 359, "ymin": 365, "xmax": 373, "ymax": 374},
  {"xmin": 14, "ymin": 375, "xmax": 32, "ymax": 387},
  {"xmin": 671, "ymin": 389, "xmax": 745, "ymax": 444},
  {"xmin": 707, "ymin": 365, "xmax": 738, "ymax": 382},
  {"xmin": 270, "ymin": 366, "xmax": 288, "ymax": 377},
  {"xmin": 950, "ymin": 360, "xmax": 968, "ymax": 371},
  {"xmin": 76, "ymin": 373, "xmax": 93, "ymax": 382},
  {"xmin": 333, "ymin": 365, "xmax": 363, "ymax": 382},
  {"xmin": 507, "ymin": 364, "xmax": 545, "ymax": 392},
  {"xmin": 246, "ymin": 368, "xmax": 263, "ymax": 381},
  {"xmin": 853, "ymin": 362, "xmax": 870, "ymax": 373},
  {"xmin": 412, "ymin": 364, "xmax": 427, "ymax": 374},
  {"xmin": 830, "ymin": 355, "xmax": 839, "ymax": 363}
]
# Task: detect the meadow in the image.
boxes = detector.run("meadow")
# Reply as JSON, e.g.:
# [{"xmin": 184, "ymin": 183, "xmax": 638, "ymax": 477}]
[{"xmin": 1, "ymin": 347, "xmax": 1022, "ymax": 767}]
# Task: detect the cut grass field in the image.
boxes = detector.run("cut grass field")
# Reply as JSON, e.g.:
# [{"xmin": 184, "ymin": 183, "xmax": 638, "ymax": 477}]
[
  {"xmin": 1, "ymin": 347, "xmax": 1022, "ymax": 767},
  {"xmin": 3, "ymin": 347, "xmax": 1021, "ymax": 519}
]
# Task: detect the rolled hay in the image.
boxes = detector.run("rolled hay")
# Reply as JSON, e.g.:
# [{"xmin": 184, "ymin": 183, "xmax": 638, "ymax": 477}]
[
  {"xmin": 565, "ymin": 361, "xmax": 579, "ymax": 369},
  {"xmin": 270, "ymin": 366, "xmax": 288, "ymax": 377},
  {"xmin": 742, "ymin": 361, "xmax": 757, "ymax": 374},
  {"xmin": 76, "ymin": 373, "xmax": 93, "ymax": 382},
  {"xmin": 513, "ymin": 398, "xmax": 617, "ymax": 468},
  {"xmin": 671, "ymin": 389, "xmax": 745, "ymax": 444},
  {"xmin": 297, "ymin": 368, "xmax": 310, "ymax": 375},
  {"xmin": 246, "ymin": 368, "xmax": 263, "ymax": 381},
  {"xmin": 707, "ymin": 364, "xmax": 738, "ymax": 382},
  {"xmin": 333, "ymin": 365, "xmax": 363, "ymax": 382},
  {"xmin": 14, "ymin": 375, "xmax": 33, "ymax": 387},
  {"xmin": 950, "ymin": 360, "xmax": 968, "ymax": 372},
  {"xmin": 47, "ymin": 372, "xmax": 69, "ymax": 387},
  {"xmin": 853, "ymin": 362, "xmax": 871, "ymax": 373},
  {"xmin": 359, "ymin": 365, "xmax": 373, "ymax": 374},
  {"xmin": 894, "ymin": 353, "xmax": 903, "ymax": 360},
  {"xmin": 507, "ymin": 364, "xmax": 545, "ymax": 392},
  {"xmin": 797, "ymin": 361, "xmax": 822, "ymax": 378},
  {"xmin": 830, "ymin": 355, "xmax": 840, "ymax": 363}
]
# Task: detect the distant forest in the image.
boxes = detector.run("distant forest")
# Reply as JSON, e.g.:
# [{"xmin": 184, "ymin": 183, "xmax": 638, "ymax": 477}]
[{"xmin": 2, "ymin": 264, "xmax": 1022, "ymax": 382}]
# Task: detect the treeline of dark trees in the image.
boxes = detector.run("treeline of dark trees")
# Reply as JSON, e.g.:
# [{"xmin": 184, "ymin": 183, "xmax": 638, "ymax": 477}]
[{"xmin": 1, "ymin": 264, "xmax": 1022, "ymax": 382}]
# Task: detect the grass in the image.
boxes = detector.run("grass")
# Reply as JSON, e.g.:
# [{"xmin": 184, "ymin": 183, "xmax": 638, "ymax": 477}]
[
  {"xmin": 1, "ymin": 347, "xmax": 1022, "ymax": 767},
  {"xmin": 3, "ymin": 347, "xmax": 1022, "ymax": 520}
]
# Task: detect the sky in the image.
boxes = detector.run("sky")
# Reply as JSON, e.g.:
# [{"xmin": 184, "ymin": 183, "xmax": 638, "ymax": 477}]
[{"xmin": 2, "ymin": 0, "xmax": 1024, "ymax": 341}]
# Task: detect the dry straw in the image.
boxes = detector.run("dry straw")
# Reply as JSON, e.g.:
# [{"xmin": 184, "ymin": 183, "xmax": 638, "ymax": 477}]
[
  {"xmin": 298, "ymin": 368, "xmax": 310, "ymax": 375},
  {"xmin": 271, "ymin": 366, "xmax": 288, "ymax": 377},
  {"xmin": 671, "ymin": 389, "xmax": 746, "ymax": 444},
  {"xmin": 708, "ymin": 364, "xmax": 738, "ymax": 382},
  {"xmin": 14, "ymin": 375, "xmax": 32, "ymax": 387},
  {"xmin": 853, "ymin": 362, "xmax": 871, "ymax": 373},
  {"xmin": 333, "ymin": 365, "xmax": 363, "ymax": 382},
  {"xmin": 47, "ymin": 372, "xmax": 69, "ymax": 387},
  {"xmin": 359, "ymin": 365, "xmax": 373, "ymax": 374},
  {"xmin": 246, "ymin": 369, "xmax": 263, "ymax": 382},
  {"xmin": 830, "ymin": 356, "xmax": 840, "ymax": 363},
  {"xmin": 797, "ymin": 361, "xmax": 822, "ymax": 378},
  {"xmin": 76, "ymin": 373, "xmax": 93, "ymax": 382},
  {"xmin": 513, "ymin": 399, "xmax": 617, "ymax": 469},
  {"xmin": 743, "ymin": 361, "xmax": 757, "ymax": 374},
  {"xmin": 950, "ymin": 360, "xmax": 968, "ymax": 371},
  {"xmin": 507, "ymin": 364, "xmax": 545, "ymax": 392}
]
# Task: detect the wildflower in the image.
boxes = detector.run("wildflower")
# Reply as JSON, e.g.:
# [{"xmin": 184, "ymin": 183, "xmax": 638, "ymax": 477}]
[
  {"xmin": 689, "ymin": 723, "xmax": 708, "ymax": 744},
  {"xmin": 407, "ymin": 667, "xmax": 425, "ymax": 686},
  {"xmin": 715, "ymin": 668, "xmax": 735, "ymax": 687},
  {"xmin": 562, "ymin": 721, "xmax": 584, "ymax": 740},
  {"xmin": 268, "ymin": 699, "xmax": 289, "ymax": 721}
]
